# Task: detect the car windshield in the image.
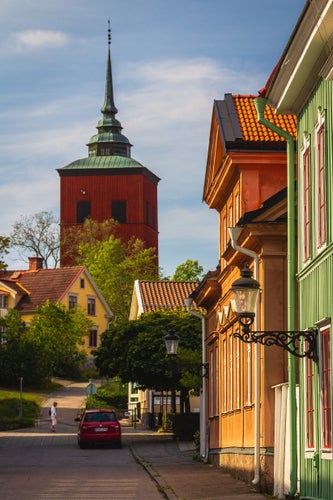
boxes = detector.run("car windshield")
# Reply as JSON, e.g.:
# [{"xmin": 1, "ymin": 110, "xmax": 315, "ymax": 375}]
[{"xmin": 85, "ymin": 412, "xmax": 116, "ymax": 422}]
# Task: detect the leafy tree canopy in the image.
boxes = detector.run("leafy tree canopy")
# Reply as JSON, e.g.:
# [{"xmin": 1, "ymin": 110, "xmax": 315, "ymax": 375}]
[
  {"xmin": 0, "ymin": 235, "xmax": 10, "ymax": 270},
  {"xmin": 172, "ymin": 259, "xmax": 205, "ymax": 282},
  {"xmin": 10, "ymin": 211, "xmax": 59, "ymax": 268},
  {"xmin": 77, "ymin": 235, "xmax": 158, "ymax": 321},
  {"xmin": 60, "ymin": 218, "xmax": 119, "ymax": 265},
  {"xmin": 27, "ymin": 302, "xmax": 93, "ymax": 379},
  {"xmin": 95, "ymin": 310, "xmax": 202, "ymax": 394}
]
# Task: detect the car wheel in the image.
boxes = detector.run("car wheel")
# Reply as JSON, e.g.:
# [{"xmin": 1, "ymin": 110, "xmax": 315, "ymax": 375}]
[
  {"xmin": 78, "ymin": 440, "xmax": 87, "ymax": 449},
  {"xmin": 115, "ymin": 440, "xmax": 122, "ymax": 449}
]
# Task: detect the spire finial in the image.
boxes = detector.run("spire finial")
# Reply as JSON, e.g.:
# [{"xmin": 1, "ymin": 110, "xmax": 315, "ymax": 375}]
[{"xmin": 108, "ymin": 19, "xmax": 111, "ymax": 46}]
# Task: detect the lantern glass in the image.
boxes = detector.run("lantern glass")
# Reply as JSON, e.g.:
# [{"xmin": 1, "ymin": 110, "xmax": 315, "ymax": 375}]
[
  {"xmin": 164, "ymin": 329, "xmax": 180, "ymax": 356},
  {"xmin": 233, "ymin": 287, "xmax": 259, "ymax": 315}
]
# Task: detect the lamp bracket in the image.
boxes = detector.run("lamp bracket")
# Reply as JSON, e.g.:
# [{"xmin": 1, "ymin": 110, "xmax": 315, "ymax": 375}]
[{"xmin": 234, "ymin": 327, "xmax": 318, "ymax": 362}]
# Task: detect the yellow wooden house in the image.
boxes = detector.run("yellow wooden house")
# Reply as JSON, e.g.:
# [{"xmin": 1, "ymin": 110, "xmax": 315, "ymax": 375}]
[{"xmin": 0, "ymin": 257, "xmax": 112, "ymax": 363}]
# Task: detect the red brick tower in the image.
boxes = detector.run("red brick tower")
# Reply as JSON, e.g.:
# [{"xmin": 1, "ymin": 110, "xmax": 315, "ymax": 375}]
[{"xmin": 57, "ymin": 24, "xmax": 159, "ymax": 266}]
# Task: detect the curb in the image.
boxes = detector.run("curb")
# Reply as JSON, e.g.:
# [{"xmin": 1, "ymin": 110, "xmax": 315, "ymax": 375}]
[{"xmin": 130, "ymin": 444, "xmax": 178, "ymax": 500}]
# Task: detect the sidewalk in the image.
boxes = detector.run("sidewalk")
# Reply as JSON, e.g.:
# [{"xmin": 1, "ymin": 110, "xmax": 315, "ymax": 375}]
[
  {"xmin": 22, "ymin": 380, "xmax": 267, "ymax": 499},
  {"xmin": 127, "ymin": 428, "xmax": 267, "ymax": 500}
]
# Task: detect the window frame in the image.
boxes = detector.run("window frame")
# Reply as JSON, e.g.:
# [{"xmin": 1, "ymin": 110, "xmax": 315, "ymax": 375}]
[
  {"xmin": 87, "ymin": 297, "xmax": 96, "ymax": 316},
  {"xmin": 318, "ymin": 321, "xmax": 332, "ymax": 458},
  {"xmin": 68, "ymin": 294, "xmax": 78, "ymax": 310},
  {"xmin": 304, "ymin": 353, "xmax": 316, "ymax": 455},
  {"xmin": 315, "ymin": 110, "xmax": 327, "ymax": 252},
  {"xmin": 300, "ymin": 135, "xmax": 311, "ymax": 264},
  {"xmin": 88, "ymin": 328, "xmax": 98, "ymax": 348}
]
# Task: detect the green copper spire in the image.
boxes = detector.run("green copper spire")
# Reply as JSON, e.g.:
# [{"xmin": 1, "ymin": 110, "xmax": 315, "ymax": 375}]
[
  {"xmin": 101, "ymin": 20, "xmax": 118, "ymax": 116},
  {"xmin": 88, "ymin": 21, "xmax": 132, "ymax": 158}
]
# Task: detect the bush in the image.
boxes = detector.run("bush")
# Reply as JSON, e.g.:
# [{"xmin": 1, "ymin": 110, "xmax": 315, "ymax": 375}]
[
  {"xmin": 172, "ymin": 413, "xmax": 200, "ymax": 440},
  {"xmin": 0, "ymin": 392, "xmax": 42, "ymax": 429}
]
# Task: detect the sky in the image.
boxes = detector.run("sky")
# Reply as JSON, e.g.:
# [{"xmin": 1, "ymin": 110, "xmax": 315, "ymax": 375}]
[{"xmin": 0, "ymin": 0, "xmax": 306, "ymax": 277}]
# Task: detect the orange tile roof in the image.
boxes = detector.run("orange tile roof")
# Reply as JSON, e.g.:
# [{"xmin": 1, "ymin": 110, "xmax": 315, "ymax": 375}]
[
  {"xmin": 138, "ymin": 281, "xmax": 200, "ymax": 313},
  {"xmin": 0, "ymin": 266, "xmax": 84, "ymax": 312},
  {"xmin": 232, "ymin": 94, "xmax": 297, "ymax": 142}
]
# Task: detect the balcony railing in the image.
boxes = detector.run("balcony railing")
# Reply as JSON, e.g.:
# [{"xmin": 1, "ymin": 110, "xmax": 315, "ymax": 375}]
[{"xmin": 0, "ymin": 308, "xmax": 10, "ymax": 318}]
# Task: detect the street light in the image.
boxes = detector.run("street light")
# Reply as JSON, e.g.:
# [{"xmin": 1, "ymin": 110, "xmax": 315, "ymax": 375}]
[
  {"xmin": 164, "ymin": 328, "xmax": 180, "ymax": 356},
  {"xmin": 231, "ymin": 263, "xmax": 318, "ymax": 361}
]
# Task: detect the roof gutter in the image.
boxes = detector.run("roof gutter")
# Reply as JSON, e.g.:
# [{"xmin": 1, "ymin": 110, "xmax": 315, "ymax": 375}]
[
  {"xmin": 228, "ymin": 227, "xmax": 260, "ymax": 486},
  {"xmin": 254, "ymin": 96, "xmax": 297, "ymax": 497}
]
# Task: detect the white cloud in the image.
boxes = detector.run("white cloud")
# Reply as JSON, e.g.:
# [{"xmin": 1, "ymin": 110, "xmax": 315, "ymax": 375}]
[{"xmin": 11, "ymin": 30, "xmax": 70, "ymax": 50}]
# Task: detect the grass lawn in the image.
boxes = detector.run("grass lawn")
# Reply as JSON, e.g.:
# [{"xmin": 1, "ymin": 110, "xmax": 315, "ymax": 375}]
[{"xmin": 0, "ymin": 381, "xmax": 61, "ymax": 430}]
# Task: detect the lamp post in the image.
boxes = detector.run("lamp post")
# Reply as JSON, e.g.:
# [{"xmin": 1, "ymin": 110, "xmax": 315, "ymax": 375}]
[
  {"xmin": 164, "ymin": 328, "xmax": 180, "ymax": 356},
  {"xmin": 231, "ymin": 263, "xmax": 318, "ymax": 361},
  {"xmin": 164, "ymin": 328, "xmax": 180, "ymax": 421}
]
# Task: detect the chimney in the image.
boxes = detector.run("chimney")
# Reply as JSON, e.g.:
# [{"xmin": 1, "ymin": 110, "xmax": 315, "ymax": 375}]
[{"xmin": 28, "ymin": 256, "xmax": 44, "ymax": 271}]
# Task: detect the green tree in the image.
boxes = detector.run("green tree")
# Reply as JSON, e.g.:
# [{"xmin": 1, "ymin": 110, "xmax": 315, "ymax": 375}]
[
  {"xmin": 172, "ymin": 259, "xmax": 204, "ymax": 281},
  {"xmin": 0, "ymin": 310, "xmax": 48, "ymax": 387},
  {"xmin": 78, "ymin": 236, "xmax": 158, "ymax": 320},
  {"xmin": 95, "ymin": 310, "xmax": 202, "ymax": 412},
  {"xmin": 10, "ymin": 211, "xmax": 59, "ymax": 268},
  {"xmin": 60, "ymin": 218, "xmax": 119, "ymax": 265},
  {"xmin": 0, "ymin": 235, "xmax": 10, "ymax": 270},
  {"xmin": 27, "ymin": 302, "xmax": 92, "ymax": 379}
]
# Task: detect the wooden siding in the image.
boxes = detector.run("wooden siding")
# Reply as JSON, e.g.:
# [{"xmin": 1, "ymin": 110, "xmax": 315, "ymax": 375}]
[
  {"xmin": 298, "ymin": 79, "xmax": 333, "ymax": 500},
  {"xmin": 60, "ymin": 172, "xmax": 158, "ymax": 263}
]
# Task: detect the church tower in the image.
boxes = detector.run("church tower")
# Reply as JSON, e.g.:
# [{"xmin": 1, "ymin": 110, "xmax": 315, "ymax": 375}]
[{"xmin": 58, "ymin": 23, "xmax": 159, "ymax": 266}]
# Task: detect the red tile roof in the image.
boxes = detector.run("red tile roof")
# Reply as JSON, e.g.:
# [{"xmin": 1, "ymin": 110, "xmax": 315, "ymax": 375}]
[
  {"xmin": 138, "ymin": 281, "xmax": 200, "ymax": 313},
  {"xmin": 0, "ymin": 267, "xmax": 84, "ymax": 312},
  {"xmin": 233, "ymin": 94, "xmax": 297, "ymax": 142}
]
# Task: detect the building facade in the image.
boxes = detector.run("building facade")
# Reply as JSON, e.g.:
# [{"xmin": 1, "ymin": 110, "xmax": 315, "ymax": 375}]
[
  {"xmin": 262, "ymin": 1, "xmax": 333, "ymax": 498},
  {"xmin": 192, "ymin": 94, "xmax": 296, "ymax": 492},
  {"xmin": 0, "ymin": 256, "xmax": 112, "ymax": 360}
]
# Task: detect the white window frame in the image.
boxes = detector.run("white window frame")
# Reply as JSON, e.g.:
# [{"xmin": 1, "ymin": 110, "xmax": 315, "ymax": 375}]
[
  {"xmin": 300, "ymin": 134, "xmax": 311, "ymax": 265},
  {"xmin": 318, "ymin": 320, "xmax": 333, "ymax": 459},
  {"xmin": 68, "ymin": 294, "xmax": 78, "ymax": 310},
  {"xmin": 315, "ymin": 109, "xmax": 327, "ymax": 253},
  {"xmin": 303, "ymin": 353, "xmax": 316, "ymax": 457}
]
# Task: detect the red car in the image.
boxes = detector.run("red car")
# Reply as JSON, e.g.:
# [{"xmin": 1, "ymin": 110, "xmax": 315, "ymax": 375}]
[{"xmin": 76, "ymin": 409, "xmax": 122, "ymax": 449}]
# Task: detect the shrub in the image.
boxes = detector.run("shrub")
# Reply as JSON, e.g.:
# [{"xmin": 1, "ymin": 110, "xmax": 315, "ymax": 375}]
[{"xmin": 172, "ymin": 413, "xmax": 200, "ymax": 440}]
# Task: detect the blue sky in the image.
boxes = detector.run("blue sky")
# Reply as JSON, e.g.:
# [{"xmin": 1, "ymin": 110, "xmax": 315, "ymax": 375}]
[{"xmin": 0, "ymin": 0, "xmax": 305, "ymax": 276}]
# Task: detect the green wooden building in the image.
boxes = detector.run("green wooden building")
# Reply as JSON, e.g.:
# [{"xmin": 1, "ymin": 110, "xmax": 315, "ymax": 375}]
[{"xmin": 260, "ymin": 1, "xmax": 333, "ymax": 498}]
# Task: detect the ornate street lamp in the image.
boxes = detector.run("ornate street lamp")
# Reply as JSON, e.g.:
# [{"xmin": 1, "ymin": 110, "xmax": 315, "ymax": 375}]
[
  {"xmin": 231, "ymin": 264, "xmax": 318, "ymax": 362},
  {"xmin": 164, "ymin": 328, "xmax": 180, "ymax": 356}
]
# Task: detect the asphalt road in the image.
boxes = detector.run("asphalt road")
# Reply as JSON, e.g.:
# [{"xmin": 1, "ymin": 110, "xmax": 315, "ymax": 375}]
[
  {"xmin": 0, "ymin": 428, "xmax": 165, "ymax": 499},
  {"xmin": 0, "ymin": 381, "xmax": 164, "ymax": 500}
]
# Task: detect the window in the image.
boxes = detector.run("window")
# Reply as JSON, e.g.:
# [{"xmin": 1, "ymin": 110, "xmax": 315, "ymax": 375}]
[
  {"xmin": 89, "ymin": 329, "xmax": 98, "ymax": 348},
  {"xmin": 77, "ymin": 201, "xmax": 91, "ymax": 224},
  {"xmin": 112, "ymin": 201, "xmax": 126, "ymax": 223},
  {"xmin": 87, "ymin": 297, "xmax": 96, "ymax": 316},
  {"xmin": 80, "ymin": 278, "xmax": 85, "ymax": 289},
  {"xmin": 305, "ymin": 354, "xmax": 315, "ymax": 451},
  {"xmin": 0, "ymin": 294, "xmax": 8, "ymax": 309},
  {"xmin": 222, "ymin": 338, "xmax": 227, "ymax": 413},
  {"xmin": 235, "ymin": 192, "xmax": 240, "ymax": 223},
  {"xmin": 301, "ymin": 137, "xmax": 311, "ymax": 263},
  {"xmin": 319, "ymin": 324, "xmax": 332, "ymax": 453},
  {"xmin": 68, "ymin": 295, "xmax": 78, "ymax": 310},
  {"xmin": 315, "ymin": 111, "xmax": 327, "ymax": 250},
  {"xmin": 152, "ymin": 207, "xmax": 157, "ymax": 229}
]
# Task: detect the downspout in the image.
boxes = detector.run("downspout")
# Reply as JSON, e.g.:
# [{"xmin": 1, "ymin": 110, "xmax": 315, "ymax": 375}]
[
  {"xmin": 184, "ymin": 298, "xmax": 208, "ymax": 462},
  {"xmin": 228, "ymin": 226, "xmax": 260, "ymax": 486},
  {"xmin": 254, "ymin": 96, "xmax": 297, "ymax": 497}
]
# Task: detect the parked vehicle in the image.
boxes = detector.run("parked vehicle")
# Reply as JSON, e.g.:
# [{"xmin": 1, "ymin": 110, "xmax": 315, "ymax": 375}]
[{"xmin": 76, "ymin": 409, "xmax": 121, "ymax": 449}]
